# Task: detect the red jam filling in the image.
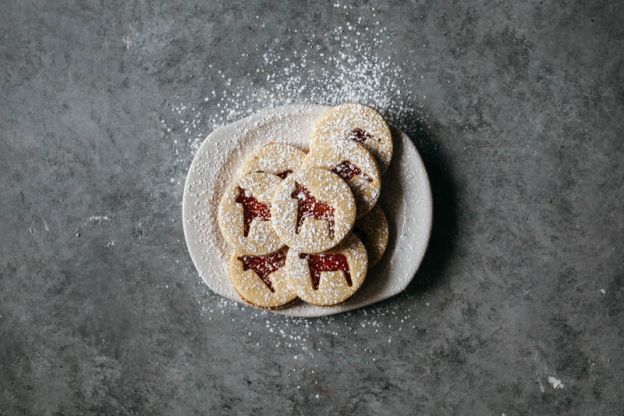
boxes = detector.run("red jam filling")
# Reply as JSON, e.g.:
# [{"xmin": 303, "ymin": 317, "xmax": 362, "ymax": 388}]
[
  {"xmin": 235, "ymin": 187, "xmax": 271, "ymax": 237},
  {"xmin": 299, "ymin": 253, "xmax": 352, "ymax": 290},
  {"xmin": 291, "ymin": 183, "xmax": 335, "ymax": 239},
  {"xmin": 276, "ymin": 170, "xmax": 293, "ymax": 179},
  {"xmin": 238, "ymin": 251, "xmax": 286, "ymax": 292},
  {"xmin": 331, "ymin": 160, "xmax": 373, "ymax": 182},
  {"xmin": 348, "ymin": 128, "xmax": 373, "ymax": 143}
]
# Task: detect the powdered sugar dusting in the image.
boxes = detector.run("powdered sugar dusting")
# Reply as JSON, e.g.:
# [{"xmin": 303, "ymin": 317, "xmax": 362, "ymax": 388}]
[
  {"xmin": 179, "ymin": 10, "xmax": 432, "ymax": 320},
  {"xmin": 183, "ymin": 104, "xmax": 432, "ymax": 317},
  {"xmin": 547, "ymin": 376, "xmax": 565, "ymax": 390},
  {"xmin": 271, "ymin": 167, "xmax": 356, "ymax": 253},
  {"xmin": 303, "ymin": 138, "xmax": 382, "ymax": 218},
  {"xmin": 312, "ymin": 103, "xmax": 393, "ymax": 174},
  {"xmin": 194, "ymin": 292, "xmax": 434, "ymax": 369},
  {"xmin": 163, "ymin": 17, "xmax": 427, "ymax": 176},
  {"xmin": 218, "ymin": 172, "xmax": 283, "ymax": 255}
]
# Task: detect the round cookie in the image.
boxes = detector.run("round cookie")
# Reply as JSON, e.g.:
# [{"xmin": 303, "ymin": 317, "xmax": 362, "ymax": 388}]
[
  {"xmin": 303, "ymin": 140, "xmax": 381, "ymax": 218},
  {"xmin": 228, "ymin": 248, "xmax": 298, "ymax": 309},
  {"xmin": 353, "ymin": 206, "xmax": 389, "ymax": 269},
  {"xmin": 218, "ymin": 172, "xmax": 284, "ymax": 255},
  {"xmin": 271, "ymin": 167, "xmax": 356, "ymax": 253},
  {"xmin": 311, "ymin": 103, "xmax": 393, "ymax": 174},
  {"xmin": 285, "ymin": 233, "xmax": 367, "ymax": 306},
  {"xmin": 240, "ymin": 142, "xmax": 306, "ymax": 179}
]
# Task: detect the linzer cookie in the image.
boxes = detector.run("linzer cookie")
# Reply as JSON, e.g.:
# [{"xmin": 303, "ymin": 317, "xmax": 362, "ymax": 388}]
[
  {"xmin": 218, "ymin": 172, "xmax": 284, "ymax": 255},
  {"xmin": 311, "ymin": 103, "xmax": 393, "ymax": 174},
  {"xmin": 240, "ymin": 142, "xmax": 306, "ymax": 179},
  {"xmin": 353, "ymin": 206, "xmax": 389, "ymax": 269},
  {"xmin": 303, "ymin": 140, "xmax": 381, "ymax": 218},
  {"xmin": 271, "ymin": 167, "xmax": 356, "ymax": 253},
  {"xmin": 228, "ymin": 248, "xmax": 297, "ymax": 308},
  {"xmin": 285, "ymin": 233, "xmax": 367, "ymax": 306}
]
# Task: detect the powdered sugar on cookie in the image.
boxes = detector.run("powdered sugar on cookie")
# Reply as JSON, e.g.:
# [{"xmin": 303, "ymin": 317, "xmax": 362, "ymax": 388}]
[
  {"xmin": 285, "ymin": 233, "xmax": 368, "ymax": 306},
  {"xmin": 240, "ymin": 142, "xmax": 307, "ymax": 179},
  {"xmin": 311, "ymin": 103, "xmax": 393, "ymax": 174},
  {"xmin": 228, "ymin": 248, "xmax": 298, "ymax": 309},
  {"xmin": 218, "ymin": 172, "xmax": 284, "ymax": 255},
  {"xmin": 303, "ymin": 139, "xmax": 381, "ymax": 218},
  {"xmin": 271, "ymin": 168, "xmax": 356, "ymax": 253}
]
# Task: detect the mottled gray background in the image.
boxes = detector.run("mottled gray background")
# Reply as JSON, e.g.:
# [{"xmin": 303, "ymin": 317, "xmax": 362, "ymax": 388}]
[{"xmin": 1, "ymin": 1, "xmax": 623, "ymax": 415}]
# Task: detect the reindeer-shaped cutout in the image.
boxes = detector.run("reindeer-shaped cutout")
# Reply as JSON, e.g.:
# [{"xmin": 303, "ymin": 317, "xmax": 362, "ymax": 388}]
[
  {"xmin": 290, "ymin": 183, "xmax": 335, "ymax": 239},
  {"xmin": 331, "ymin": 160, "xmax": 373, "ymax": 183},
  {"xmin": 348, "ymin": 128, "xmax": 375, "ymax": 143},
  {"xmin": 299, "ymin": 253, "xmax": 352, "ymax": 290},
  {"xmin": 235, "ymin": 187, "xmax": 271, "ymax": 237},
  {"xmin": 275, "ymin": 170, "xmax": 293, "ymax": 179},
  {"xmin": 238, "ymin": 251, "xmax": 286, "ymax": 292}
]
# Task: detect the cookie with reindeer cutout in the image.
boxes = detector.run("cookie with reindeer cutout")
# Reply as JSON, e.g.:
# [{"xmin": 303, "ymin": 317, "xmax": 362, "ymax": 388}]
[
  {"xmin": 285, "ymin": 233, "xmax": 367, "ymax": 306},
  {"xmin": 311, "ymin": 103, "xmax": 393, "ymax": 174},
  {"xmin": 228, "ymin": 248, "xmax": 297, "ymax": 309},
  {"xmin": 303, "ymin": 140, "xmax": 381, "ymax": 218},
  {"xmin": 271, "ymin": 167, "xmax": 356, "ymax": 253},
  {"xmin": 353, "ymin": 205, "xmax": 389, "ymax": 269},
  {"xmin": 240, "ymin": 142, "xmax": 306, "ymax": 179},
  {"xmin": 218, "ymin": 172, "xmax": 284, "ymax": 255}
]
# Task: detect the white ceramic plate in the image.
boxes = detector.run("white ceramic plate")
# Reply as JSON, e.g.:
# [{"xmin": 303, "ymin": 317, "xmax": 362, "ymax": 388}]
[{"xmin": 182, "ymin": 104, "xmax": 432, "ymax": 317}]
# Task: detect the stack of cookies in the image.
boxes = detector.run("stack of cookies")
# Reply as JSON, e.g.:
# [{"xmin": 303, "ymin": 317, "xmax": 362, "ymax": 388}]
[{"xmin": 218, "ymin": 103, "xmax": 392, "ymax": 309}]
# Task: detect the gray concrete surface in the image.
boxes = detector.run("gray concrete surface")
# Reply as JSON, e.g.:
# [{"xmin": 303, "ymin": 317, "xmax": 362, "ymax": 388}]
[{"xmin": 1, "ymin": 1, "xmax": 623, "ymax": 415}]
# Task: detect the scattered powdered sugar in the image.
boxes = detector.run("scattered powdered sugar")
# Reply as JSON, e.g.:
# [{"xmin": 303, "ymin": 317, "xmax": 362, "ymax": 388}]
[
  {"xmin": 72, "ymin": 214, "xmax": 114, "ymax": 238},
  {"xmin": 547, "ymin": 376, "xmax": 565, "ymax": 390},
  {"xmin": 162, "ymin": 13, "xmax": 428, "ymax": 180},
  {"xmin": 193, "ymin": 292, "xmax": 433, "ymax": 372},
  {"xmin": 88, "ymin": 215, "xmax": 111, "ymax": 223}
]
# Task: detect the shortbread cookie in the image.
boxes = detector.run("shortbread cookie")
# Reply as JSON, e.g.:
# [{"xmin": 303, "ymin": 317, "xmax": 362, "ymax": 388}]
[
  {"xmin": 228, "ymin": 248, "xmax": 297, "ymax": 308},
  {"xmin": 311, "ymin": 103, "xmax": 393, "ymax": 174},
  {"xmin": 353, "ymin": 206, "xmax": 389, "ymax": 268},
  {"xmin": 218, "ymin": 172, "xmax": 284, "ymax": 255},
  {"xmin": 240, "ymin": 142, "xmax": 306, "ymax": 179},
  {"xmin": 303, "ymin": 140, "xmax": 381, "ymax": 218},
  {"xmin": 271, "ymin": 167, "xmax": 356, "ymax": 253},
  {"xmin": 285, "ymin": 233, "xmax": 367, "ymax": 306}
]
